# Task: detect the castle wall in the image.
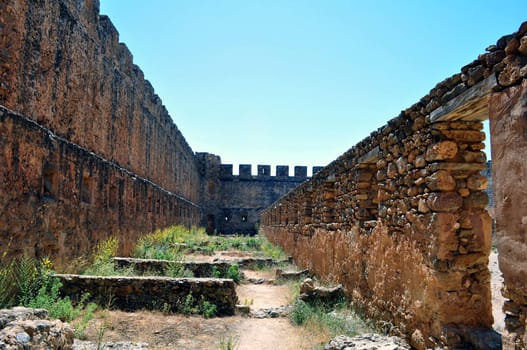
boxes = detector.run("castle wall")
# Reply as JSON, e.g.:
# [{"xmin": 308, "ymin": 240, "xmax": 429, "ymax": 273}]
[
  {"xmin": 0, "ymin": 0, "xmax": 200, "ymax": 202},
  {"xmin": 195, "ymin": 156, "xmax": 315, "ymax": 235},
  {"xmin": 261, "ymin": 21, "xmax": 527, "ymax": 349},
  {"xmin": 0, "ymin": 105, "xmax": 200, "ymax": 267},
  {"xmin": 216, "ymin": 164, "xmax": 311, "ymax": 235}
]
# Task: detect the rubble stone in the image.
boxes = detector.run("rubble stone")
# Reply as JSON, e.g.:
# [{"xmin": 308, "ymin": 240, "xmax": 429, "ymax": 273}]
[
  {"xmin": 0, "ymin": 307, "xmax": 74, "ymax": 349},
  {"xmin": 324, "ymin": 334, "xmax": 410, "ymax": 350}
]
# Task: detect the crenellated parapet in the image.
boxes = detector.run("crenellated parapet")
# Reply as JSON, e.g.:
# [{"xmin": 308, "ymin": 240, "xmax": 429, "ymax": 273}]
[
  {"xmin": 219, "ymin": 164, "xmax": 321, "ymax": 181},
  {"xmin": 195, "ymin": 157, "xmax": 318, "ymax": 235}
]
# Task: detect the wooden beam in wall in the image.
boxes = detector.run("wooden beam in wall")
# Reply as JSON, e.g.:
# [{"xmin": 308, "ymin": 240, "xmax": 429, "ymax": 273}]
[{"xmin": 427, "ymin": 75, "xmax": 497, "ymax": 123}]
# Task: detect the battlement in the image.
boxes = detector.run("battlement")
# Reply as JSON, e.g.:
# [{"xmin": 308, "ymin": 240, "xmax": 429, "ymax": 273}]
[{"xmin": 219, "ymin": 164, "xmax": 322, "ymax": 180}]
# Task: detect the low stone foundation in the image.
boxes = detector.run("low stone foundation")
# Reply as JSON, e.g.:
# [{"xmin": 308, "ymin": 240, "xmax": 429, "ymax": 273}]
[
  {"xmin": 113, "ymin": 256, "xmax": 292, "ymax": 277},
  {"xmin": 55, "ymin": 274, "xmax": 238, "ymax": 316},
  {"xmin": 113, "ymin": 257, "xmax": 233, "ymax": 278}
]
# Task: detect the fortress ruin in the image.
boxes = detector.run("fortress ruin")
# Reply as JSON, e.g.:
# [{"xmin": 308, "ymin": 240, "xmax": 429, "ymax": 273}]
[{"xmin": 1, "ymin": 1, "xmax": 527, "ymax": 348}]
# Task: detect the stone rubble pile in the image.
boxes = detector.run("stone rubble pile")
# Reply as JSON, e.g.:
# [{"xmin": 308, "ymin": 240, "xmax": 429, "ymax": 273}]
[
  {"xmin": 0, "ymin": 307, "xmax": 74, "ymax": 349},
  {"xmin": 73, "ymin": 340, "xmax": 148, "ymax": 350},
  {"xmin": 324, "ymin": 334, "xmax": 410, "ymax": 350},
  {"xmin": 250, "ymin": 306, "xmax": 292, "ymax": 319}
]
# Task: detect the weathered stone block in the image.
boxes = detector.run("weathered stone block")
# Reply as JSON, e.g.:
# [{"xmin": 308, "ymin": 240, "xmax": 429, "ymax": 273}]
[
  {"xmin": 463, "ymin": 192, "xmax": 489, "ymax": 209},
  {"xmin": 425, "ymin": 170, "xmax": 456, "ymax": 191},
  {"xmin": 427, "ymin": 192, "xmax": 463, "ymax": 212},
  {"xmin": 425, "ymin": 141, "xmax": 458, "ymax": 161},
  {"xmin": 467, "ymin": 174, "xmax": 488, "ymax": 191}
]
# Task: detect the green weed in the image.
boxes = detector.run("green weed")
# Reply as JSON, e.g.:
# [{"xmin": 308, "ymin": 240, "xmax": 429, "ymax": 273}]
[
  {"xmin": 218, "ymin": 335, "xmax": 240, "ymax": 350},
  {"xmin": 182, "ymin": 293, "xmax": 197, "ymax": 315},
  {"xmin": 226, "ymin": 264, "xmax": 241, "ymax": 283},
  {"xmin": 211, "ymin": 266, "xmax": 222, "ymax": 278},
  {"xmin": 289, "ymin": 299, "xmax": 373, "ymax": 339},
  {"xmin": 83, "ymin": 237, "xmax": 123, "ymax": 276},
  {"xmin": 201, "ymin": 299, "xmax": 217, "ymax": 318},
  {"xmin": 0, "ymin": 255, "xmax": 98, "ymax": 337},
  {"xmin": 180, "ymin": 292, "xmax": 218, "ymax": 317}
]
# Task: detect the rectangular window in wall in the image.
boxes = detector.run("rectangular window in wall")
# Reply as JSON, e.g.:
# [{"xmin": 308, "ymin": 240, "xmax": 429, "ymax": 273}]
[
  {"xmin": 108, "ymin": 185, "xmax": 118, "ymax": 209},
  {"xmin": 81, "ymin": 174, "xmax": 92, "ymax": 204},
  {"xmin": 42, "ymin": 168, "xmax": 57, "ymax": 199}
]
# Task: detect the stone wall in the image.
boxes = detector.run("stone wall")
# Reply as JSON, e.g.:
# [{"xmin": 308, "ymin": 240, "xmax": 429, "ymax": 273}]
[
  {"xmin": 0, "ymin": 0, "xmax": 200, "ymax": 202},
  {"xmin": 0, "ymin": 106, "xmax": 200, "ymax": 266},
  {"xmin": 261, "ymin": 21, "xmax": 527, "ymax": 350},
  {"xmin": 197, "ymin": 154, "xmax": 318, "ymax": 234},
  {"xmin": 0, "ymin": 0, "xmax": 310, "ymax": 263},
  {"xmin": 56, "ymin": 274, "xmax": 238, "ymax": 316},
  {"xmin": 489, "ymin": 30, "xmax": 527, "ymax": 347}
]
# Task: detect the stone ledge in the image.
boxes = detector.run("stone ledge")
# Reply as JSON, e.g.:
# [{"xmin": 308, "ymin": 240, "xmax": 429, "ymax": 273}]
[
  {"xmin": 113, "ymin": 257, "xmax": 232, "ymax": 277},
  {"xmin": 113, "ymin": 256, "xmax": 292, "ymax": 277},
  {"xmin": 55, "ymin": 274, "xmax": 237, "ymax": 316}
]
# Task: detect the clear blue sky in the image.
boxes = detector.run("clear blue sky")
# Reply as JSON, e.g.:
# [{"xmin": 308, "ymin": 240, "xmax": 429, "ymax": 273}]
[{"xmin": 100, "ymin": 1, "xmax": 525, "ymax": 175}]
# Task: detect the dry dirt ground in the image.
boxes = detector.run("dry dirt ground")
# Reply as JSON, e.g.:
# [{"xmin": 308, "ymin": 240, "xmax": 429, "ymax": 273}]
[{"xmin": 79, "ymin": 251, "xmax": 505, "ymax": 349}]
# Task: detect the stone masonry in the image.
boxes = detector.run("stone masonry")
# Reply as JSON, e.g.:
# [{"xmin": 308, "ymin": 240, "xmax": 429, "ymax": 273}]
[
  {"xmin": 261, "ymin": 21, "xmax": 527, "ymax": 349},
  {"xmin": 2, "ymin": 0, "xmax": 527, "ymax": 348},
  {"xmin": 197, "ymin": 153, "xmax": 319, "ymax": 235},
  {"xmin": 0, "ymin": 0, "xmax": 309, "ymax": 264},
  {"xmin": 0, "ymin": 106, "xmax": 200, "ymax": 265}
]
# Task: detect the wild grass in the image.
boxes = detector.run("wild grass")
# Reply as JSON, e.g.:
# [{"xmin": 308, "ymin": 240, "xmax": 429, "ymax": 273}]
[
  {"xmin": 218, "ymin": 335, "xmax": 240, "ymax": 350},
  {"xmin": 287, "ymin": 278, "xmax": 373, "ymax": 343},
  {"xmin": 82, "ymin": 237, "xmax": 134, "ymax": 277},
  {"xmin": 134, "ymin": 226, "xmax": 208, "ymax": 260},
  {"xmin": 0, "ymin": 254, "xmax": 97, "ymax": 338},
  {"xmin": 180, "ymin": 292, "xmax": 218, "ymax": 318},
  {"xmin": 290, "ymin": 298, "xmax": 373, "ymax": 341},
  {"xmin": 133, "ymin": 225, "xmax": 287, "ymax": 261}
]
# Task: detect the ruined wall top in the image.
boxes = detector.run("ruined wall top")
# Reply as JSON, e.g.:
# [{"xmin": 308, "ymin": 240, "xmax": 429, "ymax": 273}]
[{"xmin": 280, "ymin": 21, "xmax": 527, "ymax": 202}]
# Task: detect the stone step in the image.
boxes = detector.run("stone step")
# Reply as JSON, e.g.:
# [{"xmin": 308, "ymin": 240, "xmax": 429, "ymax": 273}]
[{"xmin": 112, "ymin": 256, "xmax": 292, "ymax": 277}]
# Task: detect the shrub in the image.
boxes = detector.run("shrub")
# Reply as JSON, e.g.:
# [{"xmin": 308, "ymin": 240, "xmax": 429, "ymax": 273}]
[
  {"xmin": 0, "ymin": 255, "xmax": 98, "ymax": 337},
  {"xmin": 226, "ymin": 264, "xmax": 241, "ymax": 283},
  {"xmin": 83, "ymin": 237, "xmax": 120, "ymax": 276},
  {"xmin": 290, "ymin": 299, "xmax": 313, "ymax": 325},
  {"xmin": 182, "ymin": 292, "xmax": 197, "ymax": 315},
  {"xmin": 180, "ymin": 292, "xmax": 218, "ymax": 318},
  {"xmin": 200, "ymin": 299, "xmax": 217, "ymax": 318}
]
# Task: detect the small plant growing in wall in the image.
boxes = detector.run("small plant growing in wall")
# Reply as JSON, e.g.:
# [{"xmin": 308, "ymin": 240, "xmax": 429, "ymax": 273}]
[{"xmin": 180, "ymin": 292, "xmax": 218, "ymax": 318}]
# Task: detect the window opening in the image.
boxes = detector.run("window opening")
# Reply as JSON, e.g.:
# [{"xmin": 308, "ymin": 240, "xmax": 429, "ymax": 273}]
[
  {"xmin": 42, "ymin": 168, "xmax": 57, "ymax": 199},
  {"xmin": 81, "ymin": 174, "xmax": 92, "ymax": 204}
]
